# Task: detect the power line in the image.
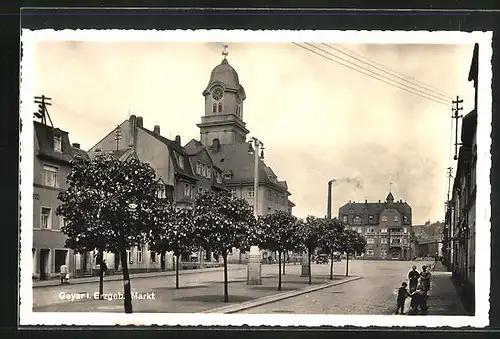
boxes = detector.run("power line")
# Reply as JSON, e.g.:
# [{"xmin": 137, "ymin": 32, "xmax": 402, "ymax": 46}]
[
  {"xmin": 322, "ymin": 43, "xmax": 454, "ymax": 100},
  {"xmin": 328, "ymin": 43, "xmax": 454, "ymax": 99},
  {"xmin": 292, "ymin": 43, "xmax": 449, "ymax": 106},
  {"xmin": 306, "ymin": 43, "xmax": 449, "ymax": 104}
]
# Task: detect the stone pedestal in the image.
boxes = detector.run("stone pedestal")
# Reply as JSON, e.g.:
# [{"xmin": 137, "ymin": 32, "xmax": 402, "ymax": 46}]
[
  {"xmin": 246, "ymin": 246, "xmax": 262, "ymax": 285},
  {"xmin": 300, "ymin": 252, "xmax": 310, "ymax": 277}
]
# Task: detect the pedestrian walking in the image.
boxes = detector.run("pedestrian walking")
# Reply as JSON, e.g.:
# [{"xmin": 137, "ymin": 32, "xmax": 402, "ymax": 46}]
[
  {"xmin": 420, "ymin": 265, "xmax": 432, "ymax": 292},
  {"xmin": 396, "ymin": 282, "xmax": 410, "ymax": 314},
  {"xmin": 59, "ymin": 264, "xmax": 69, "ymax": 285},
  {"xmin": 408, "ymin": 265, "xmax": 420, "ymax": 292}
]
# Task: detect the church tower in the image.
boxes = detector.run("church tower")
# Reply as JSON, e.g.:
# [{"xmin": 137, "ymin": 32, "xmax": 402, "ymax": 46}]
[{"xmin": 197, "ymin": 46, "xmax": 250, "ymax": 146}]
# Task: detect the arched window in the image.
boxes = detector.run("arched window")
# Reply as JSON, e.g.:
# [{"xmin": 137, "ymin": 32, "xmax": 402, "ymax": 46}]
[
  {"xmin": 212, "ymin": 103, "xmax": 217, "ymax": 113},
  {"xmin": 218, "ymin": 103, "xmax": 222, "ymax": 113},
  {"xmin": 236, "ymin": 106, "xmax": 241, "ymax": 117}
]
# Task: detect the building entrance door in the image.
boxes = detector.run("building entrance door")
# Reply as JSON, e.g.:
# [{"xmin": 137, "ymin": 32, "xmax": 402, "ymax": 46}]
[{"xmin": 39, "ymin": 249, "xmax": 50, "ymax": 280}]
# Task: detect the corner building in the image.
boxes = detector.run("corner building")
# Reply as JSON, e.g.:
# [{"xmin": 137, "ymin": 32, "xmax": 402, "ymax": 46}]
[{"xmin": 338, "ymin": 192, "xmax": 413, "ymax": 260}]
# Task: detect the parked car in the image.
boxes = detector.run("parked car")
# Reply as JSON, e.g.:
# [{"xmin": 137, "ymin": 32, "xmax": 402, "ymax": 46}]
[{"xmin": 315, "ymin": 254, "xmax": 329, "ymax": 264}]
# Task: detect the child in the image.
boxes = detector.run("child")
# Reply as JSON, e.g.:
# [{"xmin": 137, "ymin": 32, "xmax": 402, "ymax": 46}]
[
  {"xmin": 396, "ymin": 282, "xmax": 410, "ymax": 314},
  {"xmin": 409, "ymin": 284, "xmax": 427, "ymax": 315}
]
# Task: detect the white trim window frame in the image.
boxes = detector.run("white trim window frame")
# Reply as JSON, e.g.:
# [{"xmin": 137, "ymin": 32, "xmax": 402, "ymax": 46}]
[
  {"xmin": 43, "ymin": 164, "xmax": 59, "ymax": 188},
  {"xmin": 40, "ymin": 206, "xmax": 52, "ymax": 229},
  {"xmin": 53, "ymin": 135, "xmax": 62, "ymax": 152},
  {"xmin": 196, "ymin": 161, "xmax": 201, "ymax": 175}
]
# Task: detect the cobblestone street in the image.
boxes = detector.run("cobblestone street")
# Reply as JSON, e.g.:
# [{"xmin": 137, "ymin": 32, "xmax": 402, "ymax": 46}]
[
  {"xmin": 31, "ymin": 259, "xmax": 466, "ymax": 315},
  {"xmin": 237, "ymin": 260, "xmax": 466, "ymax": 315}
]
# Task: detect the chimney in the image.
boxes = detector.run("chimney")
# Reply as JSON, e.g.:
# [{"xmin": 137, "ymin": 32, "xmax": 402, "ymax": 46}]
[
  {"xmin": 175, "ymin": 135, "xmax": 181, "ymax": 145},
  {"xmin": 327, "ymin": 180, "xmax": 333, "ymax": 219},
  {"xmin": 137, "ymin": 116, "xmax": 143, "ymax": 128},
  {"xmin": 72, "ymin": 143, "xmax": 80, "ymax": 149},
  {"xmin": 378, "ymin": 200, "xmax": 381, "ymax": 203},
  {"xmin": 129, "ymin": 115, "xmax": 137, "ymax": 149},
  {"xmin": 153, "ymin": 125, "xmax": 160, "ymax": 135},
  {"xmin": 365, "ymin": 199, "xmax": 368, "ymax": 204},
  {"xmin": 212, "ymin": 138, "xmax": 220, "ymax": 153}
]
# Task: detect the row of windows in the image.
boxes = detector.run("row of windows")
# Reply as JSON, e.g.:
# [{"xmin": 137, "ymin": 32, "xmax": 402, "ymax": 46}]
[
  {"xmin": 38, "ymin": 206, "xmax": 66, "ymax": 230},
  {"xmin": 350, "ymin": 227, "xmax": 408, "ymax": 234},
  {"xmin": 267, "ymin": 189, "xmax": 286, "ymax": 204},
  {"xmin": 196, "ymin": 161, "xmax": 212, "ymax": 179},
  {"xmin": 211, "ymin": 103, "xmax": 242, "ymax": 117},
  {"xmin": 343, "ymin": 215, "xmax": 404, "ymax": 224},
  {"xmin": 366, "ymin": 238, "xmax": 408, "ymax": 245}
]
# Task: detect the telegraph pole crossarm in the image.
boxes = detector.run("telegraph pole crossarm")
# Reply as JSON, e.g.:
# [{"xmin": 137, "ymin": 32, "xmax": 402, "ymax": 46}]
[
  {"xmin": 452, "ymin": 96, "xmax": 463, "ymax": 161},
  {"xmin": 33, "ymin": 95, "xmax": 53, "ymax": 127}
]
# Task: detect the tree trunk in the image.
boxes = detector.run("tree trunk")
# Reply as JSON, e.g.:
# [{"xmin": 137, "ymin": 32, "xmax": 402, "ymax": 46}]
[
  {"xmin": 223, "ymin": 253, "xmax": 229, "ymax": 302},
  {"xmin": 282, "ymin": 252, "xmax": 286, "ymax": 275},
  {"xmin": 175, "ymin": 255, "xmax": 180, "ymax": 289},
  {"xmin": 330, "ymin": 252, "xmax": 334, "ymax": 280},
  {"xmin": 308, "ymin": 251, "xmax": 312, "ymax": 285},
  {"xmin": 278, "ymin": 250, "xmax": 282, "ymax": 291},
  {"xmin": 345, "ymin": 253, "xmax": 349, "ymax": 277},
  {"xmin": 119, "ymin": 241, "xmax": 133, "ymax": 314},
  {"xmin": 98, "ymin": 250, "xmax": 104, "ymax": 299}
]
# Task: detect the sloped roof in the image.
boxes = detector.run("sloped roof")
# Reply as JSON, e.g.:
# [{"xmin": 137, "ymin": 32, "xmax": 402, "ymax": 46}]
[
  {"xmin": 338, "ymin": 198, "xmax": 412, "ymax": 224},
  {"xmin": 34, "ymin": 121, "xmax": 74, "ymax": 164},
  {"xmin": 208, "ymin": 141, "xmax": 290, "ymax": 193},
  {"xmin": 139, "ymin": 126, "xmax": 197, "ymax": 181}
]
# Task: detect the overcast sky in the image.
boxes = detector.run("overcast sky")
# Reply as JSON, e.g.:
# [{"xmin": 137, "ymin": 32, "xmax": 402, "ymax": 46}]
[{"xmin": 32, "ymin": 41, "xmax": 475, "ymax": 225}]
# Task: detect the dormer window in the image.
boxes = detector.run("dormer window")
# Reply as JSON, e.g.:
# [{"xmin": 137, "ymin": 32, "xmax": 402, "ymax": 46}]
[
  {"xmin": 177, "ymin": 153, "xmax": 184, "ymax": 169},
  {"xmin": 53, "ymin": 135, "xmax": 62, "ymax": 152},
  {"xmin": 224, "ymin": 173, "xmax": 232, "ymax": 180}
]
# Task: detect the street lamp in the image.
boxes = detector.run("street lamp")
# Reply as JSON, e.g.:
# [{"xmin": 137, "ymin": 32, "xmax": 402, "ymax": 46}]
[{"xmin": 247, "ymin": 137, "xmax": 264, "ymax": 285}]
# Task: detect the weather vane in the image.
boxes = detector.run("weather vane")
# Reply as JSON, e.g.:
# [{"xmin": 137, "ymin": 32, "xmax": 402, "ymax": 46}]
[{"xmin": 222, "ymin": 44, "xmax": 228, "ymax": 59}]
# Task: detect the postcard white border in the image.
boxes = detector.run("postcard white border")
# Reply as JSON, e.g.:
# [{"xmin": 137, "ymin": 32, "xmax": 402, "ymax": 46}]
[{"xmin": 19, "ymin": 29, "xmax": 492, "ymax": 328}]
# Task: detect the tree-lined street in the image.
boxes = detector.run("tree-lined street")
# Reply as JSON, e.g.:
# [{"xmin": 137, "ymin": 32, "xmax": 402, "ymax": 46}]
[{"xmin": 32, "ymin": 259, "xmax": 467, "ymax": 315}]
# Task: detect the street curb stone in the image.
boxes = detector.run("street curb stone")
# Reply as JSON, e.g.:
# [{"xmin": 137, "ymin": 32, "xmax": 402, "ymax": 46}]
[
  {"xmin": 203, "ymin": 275, "xmax": 363, "ymax": 314},
  {"xmin": 32, "ymin": 266, "xmax": 245, "ymax": 288}
]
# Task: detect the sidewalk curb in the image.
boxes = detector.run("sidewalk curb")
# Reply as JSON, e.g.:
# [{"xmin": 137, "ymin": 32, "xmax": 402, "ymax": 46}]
[
  {"xmin": 32, "ymin": 266, "xmax": 245, "ymax": 288},
  {"xmin": 203, "ymin": 275, "xmax": 363, "ymax": 314}
]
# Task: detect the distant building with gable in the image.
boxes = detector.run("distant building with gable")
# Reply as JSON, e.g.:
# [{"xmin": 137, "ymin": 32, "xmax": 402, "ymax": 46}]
[{"xmin": 338, "ymin": 192, "xmax": 413, "ymax": 260}]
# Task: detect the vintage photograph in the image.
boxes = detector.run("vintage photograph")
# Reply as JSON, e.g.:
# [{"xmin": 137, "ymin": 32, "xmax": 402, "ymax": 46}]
[{"xmin": 19, "ymin": 30, "xmax": 491, "ymax": 327}]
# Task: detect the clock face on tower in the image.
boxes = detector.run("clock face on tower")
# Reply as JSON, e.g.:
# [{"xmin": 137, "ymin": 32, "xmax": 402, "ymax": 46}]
[{"xmin": 212, "ymin": 87, "xmax": 224, "ymax": 101}]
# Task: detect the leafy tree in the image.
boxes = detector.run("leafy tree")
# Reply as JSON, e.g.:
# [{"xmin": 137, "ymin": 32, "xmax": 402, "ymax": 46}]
[
  {"xmin": 193, "ymin": 191, "xmax": 256, "ymax": 302},
  {"xmin": 318, "ymin": 218, "xmax": 345, "ymax": 280},
  {"xmin": 149, "ymin": 202, "xmax": 196, "ymax": 289},
  {"xmin": 258, "ymin": 211, "xmax": 300, "ymax": 290},
  {"xmin": 298, "ymin": 216, "xmax": 323, "ymax": 285},
  {"xmin": 57, "ymin": 154, "xmax": 164, "ymax": 313},
  {"xmin": 341, "ymin": 229, "xmax": 367, "ymax": 277}
]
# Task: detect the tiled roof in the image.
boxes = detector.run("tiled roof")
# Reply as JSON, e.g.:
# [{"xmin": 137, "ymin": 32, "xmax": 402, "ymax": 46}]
[
  {"xmin": 34, "ymin": 121, "xmax": 73, "ymax": 164},
  {"xmin": 139, "ymin": 127, "xmax": 197, "ymax": 181},
  {"xmin": 338, "ymin": 198, "xmax": 412, "ymax": 225},
  {"xmin": 208, "ymin": 141, "xmax": 290, "ymax": 193}
]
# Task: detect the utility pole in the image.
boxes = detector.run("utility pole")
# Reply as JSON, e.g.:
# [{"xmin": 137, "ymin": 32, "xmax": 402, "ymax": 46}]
[
  {"xmin": 33, "ymin": 95, "xmax": 53, "ymax": 127},
  {"xmin": 446, "ymin": 166, "xmax": 454, "ymax": 201},
  {"xmin": 114, "ymin": 125, "xmax": 123, "ymax": 151},
  {"xmin": 452, "ymin": 96, "xmax": 463, "ymax": 160}
]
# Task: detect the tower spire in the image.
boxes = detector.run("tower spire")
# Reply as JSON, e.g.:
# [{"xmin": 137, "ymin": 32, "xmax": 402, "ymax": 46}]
[{"xmin": 222, "ymin": 44, "xmax": 228, "ymax": 59}]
